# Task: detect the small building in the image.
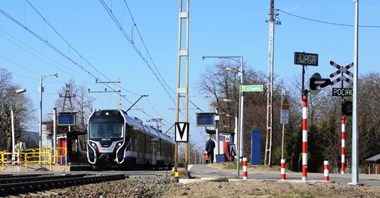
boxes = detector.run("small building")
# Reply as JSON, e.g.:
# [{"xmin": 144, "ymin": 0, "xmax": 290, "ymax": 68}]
[{"xmin": 365, "ymin": 154, "xmax": 380, "ymax": 174}]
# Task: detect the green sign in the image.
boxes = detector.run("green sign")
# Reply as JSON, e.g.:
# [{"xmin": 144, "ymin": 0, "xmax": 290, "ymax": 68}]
[{"xmin": 241, "ymin": 85, "xmax": 264, "ymax": 92}]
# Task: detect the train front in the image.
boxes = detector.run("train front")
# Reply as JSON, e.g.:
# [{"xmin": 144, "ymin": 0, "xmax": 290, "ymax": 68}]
[{"xmin": 87, "ymin": 109, "xmax": 127, "ymax": 166}]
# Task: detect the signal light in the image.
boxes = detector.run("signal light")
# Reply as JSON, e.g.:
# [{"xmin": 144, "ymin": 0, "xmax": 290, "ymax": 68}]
[
  {"xmin": 310, "ymin": 73, "xmax": 332, "ymax": 91},
  {"xmin": 342, "ymin": 100, "xmax": 353, "ymax": 116}
]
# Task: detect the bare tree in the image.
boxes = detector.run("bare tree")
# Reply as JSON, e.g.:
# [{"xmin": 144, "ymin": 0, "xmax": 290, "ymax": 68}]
[{"xmin": 0, "ymin": 68, "xmax": 35, "ymax": 151}]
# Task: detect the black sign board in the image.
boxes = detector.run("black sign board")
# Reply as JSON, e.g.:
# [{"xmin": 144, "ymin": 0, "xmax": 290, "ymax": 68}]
[
  {"xmin": 332, "ymin": 88, "xmax": 353, "ymax": 97},
  {"xmin": 294, "ymin": 52, "xmax": 318, "ymax": 66},
  {"xmin": 57, "ymin": 112, "xmax": 76, "ymax": 126},
  {"xmin": 196, "ymin": 113, "xmax": 215, "ymax": 127}
]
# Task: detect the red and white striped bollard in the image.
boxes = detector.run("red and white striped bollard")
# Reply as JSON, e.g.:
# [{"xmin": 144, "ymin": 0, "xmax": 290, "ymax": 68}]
[
  {"xmin": 243, "ymin": 157, "xmax": 248, "ymax": 180},
  {"xmin": 324, "ymin": 160, "xmax": 329, "ymax": 181},
  {"xmin": 302, "ymin": 94, "xmax": 308, "ymax": 181},
  {"xmin": 341, "ymin": 115, "xmax": 346, "ymax": 174},
  {"xmin": 280, "ymin": 159, "xmax": 286, "ymax": 181}
]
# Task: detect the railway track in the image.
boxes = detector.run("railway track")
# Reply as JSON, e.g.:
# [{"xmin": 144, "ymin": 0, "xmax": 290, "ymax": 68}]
[{"xmin": 0, "ymin": 173, "xmax": 126, "ymax": 196}]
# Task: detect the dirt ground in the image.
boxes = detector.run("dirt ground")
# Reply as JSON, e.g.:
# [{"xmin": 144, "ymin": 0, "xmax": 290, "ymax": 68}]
[
  {"xmin": 33, "ymin": 164, "xmax": 380, "ymax": 198},
  {"xmin": 160, "ymin": 164, "xmax": 380, "ymax": 198},
  {"xmin": 163, "ymin": 179, "xmax": 380, "ymax": 198}
]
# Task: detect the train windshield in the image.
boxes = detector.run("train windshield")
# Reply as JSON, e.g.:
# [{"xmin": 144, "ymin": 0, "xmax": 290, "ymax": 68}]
[{"xmin": 89, "ymin": 123, "xmax": 123, "ymax": 139}]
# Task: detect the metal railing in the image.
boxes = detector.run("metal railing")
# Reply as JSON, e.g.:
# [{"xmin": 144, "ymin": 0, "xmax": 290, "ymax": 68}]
[{"xmin": 0, "ymin": 147, "xmax": 67, "ymax": 172}]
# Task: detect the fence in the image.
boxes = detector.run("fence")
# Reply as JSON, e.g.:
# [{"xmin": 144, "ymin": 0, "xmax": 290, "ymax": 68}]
[{"xmin": 0, "ymin": 147, "xmax": 67, "ymax": 172}]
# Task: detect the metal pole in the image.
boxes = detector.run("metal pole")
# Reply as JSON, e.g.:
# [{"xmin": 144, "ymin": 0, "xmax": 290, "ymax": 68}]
[
  {"xmin": 235, "ymin": 105, "xmax": 240, "ymax": 177},
  {"xmin": 351, "ymin": 0, "xmax": 359, "ymax": 185},
  {"xmin": 53, "ymin": 107, "xmax": 57, "ymax": 164},
  {"xmin": 39, "ymin": 76, "xmax": 43, "ymax": 152},
  {"xmin": 11, "ymin": 100, "xmax": 15, "ymax": 161},
  {"xmin": 39, "ymin": 73, "xmax": 58, "ymax": 151},
  {"xmin": 215, "ymin": 108, "xmax": 220, "ymax": 156},
  {"xmin": 281, "ymin": 123, "xmax": 285, "ymax": 160},
  {"xmin": 11, "ymin": 89, "xmax": 26, "ymax": 162},
  {"xmin": 239, "ymin": 55, "xmax": 244, "ymax": 161}
]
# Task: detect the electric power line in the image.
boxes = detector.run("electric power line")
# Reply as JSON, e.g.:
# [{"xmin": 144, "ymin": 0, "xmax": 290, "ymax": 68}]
[{"xmin": 278, "ymin": 9, "xmax": 380, "ymax": 28}]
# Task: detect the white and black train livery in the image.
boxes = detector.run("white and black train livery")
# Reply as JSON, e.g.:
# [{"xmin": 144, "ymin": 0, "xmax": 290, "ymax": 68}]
[{"xmin": 87, "ymin": 109, "xmax": 174, "ymax": 169}]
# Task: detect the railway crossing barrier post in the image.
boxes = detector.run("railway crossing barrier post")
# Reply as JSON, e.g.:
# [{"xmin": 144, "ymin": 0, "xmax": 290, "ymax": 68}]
[
  {"xmin": 324, "ymin": 161, "xmax": 329, "ymax": 181},
  {"xmin": 242, "ymin": 157, "xmax": 248, "ymax": 180},
  {"xmin": 280, "ymin": 159, "xmax": 286, "ymax": 181}
]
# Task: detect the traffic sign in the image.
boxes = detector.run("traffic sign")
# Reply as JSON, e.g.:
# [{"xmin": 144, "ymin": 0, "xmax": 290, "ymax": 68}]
[
  {"xmin": 332, "ymin": 88, "xmax": 353, "ymax": 97},
  {"xmin": 241, "ymin": 85, "xmax": 263, "ymax": 92},
  {"xmin": 175, "ymin": 122, "xmax": 189, "ymax": 142},
  {"xmin": 294, "ymin": 52, "xmax": 318, "ymax": 66},
  {"xmin": 280, "ymin": 95, "xmax": 289, "ymax": 124}
]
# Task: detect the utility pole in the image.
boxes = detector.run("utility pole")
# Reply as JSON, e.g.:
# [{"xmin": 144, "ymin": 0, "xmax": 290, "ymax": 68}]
[
  {"xmin": 174, "ymin": 0, "xmax": 190, "ymax": 176},
  {"xmin": 60, "ymin": 84, "xmax": 76, "ymax": 112},
  {"xmin": 89, "ymin": 79, "xmax": 122, "ymax": 110},
  {"xmin": 264, "ymin": 0, "xmax": 280, "ymax": 166}
]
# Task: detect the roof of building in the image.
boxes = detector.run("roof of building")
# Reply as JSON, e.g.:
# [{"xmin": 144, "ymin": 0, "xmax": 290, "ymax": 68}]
[{"xmin": 366, "ymin": 154, "xmax": 380, "ymax": 162}]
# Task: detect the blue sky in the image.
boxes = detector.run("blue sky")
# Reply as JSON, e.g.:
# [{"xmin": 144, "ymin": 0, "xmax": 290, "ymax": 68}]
[{"xmin": 0, "ymin": 1, "xmax": 379, "ymax": 148}]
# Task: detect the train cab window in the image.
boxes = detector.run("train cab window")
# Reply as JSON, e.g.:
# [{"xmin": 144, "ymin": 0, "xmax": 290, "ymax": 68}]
[{"xmin": 90, "ymin": 123, "xmax": 123, "ymax": 138}]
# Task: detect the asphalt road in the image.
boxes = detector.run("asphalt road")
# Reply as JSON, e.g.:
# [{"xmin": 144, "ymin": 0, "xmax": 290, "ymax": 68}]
[{"xmin": 188, "ymin": 164, "xmax": 380, "ymax": 186}]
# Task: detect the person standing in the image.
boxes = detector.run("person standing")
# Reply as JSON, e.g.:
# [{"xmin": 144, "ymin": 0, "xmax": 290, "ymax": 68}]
[{"xmin": 205, "ymin": 135, "xmax": 215, "ymax": 163}]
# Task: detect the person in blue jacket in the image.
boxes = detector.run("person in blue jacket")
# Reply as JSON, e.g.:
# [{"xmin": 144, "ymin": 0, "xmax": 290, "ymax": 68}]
[{"xmin": 205, "ymin": 135, "xmax": 215, "ymax": 163}]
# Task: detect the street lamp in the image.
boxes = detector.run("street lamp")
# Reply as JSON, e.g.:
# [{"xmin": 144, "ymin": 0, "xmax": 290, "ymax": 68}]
[
  {"xmin": 202, "ymin": 55, "xmax": 244, "ymax": 162},
  {"xmin": 11, "ymin": 88, "xmax": 26, "ymax": 161},
  {"xmin": 39, "ymin": 73, "xmax": 58, "ymax": 150},
  {"xmin": 223, "ymin": 98, "xmax": 240, "ymax": 177}
]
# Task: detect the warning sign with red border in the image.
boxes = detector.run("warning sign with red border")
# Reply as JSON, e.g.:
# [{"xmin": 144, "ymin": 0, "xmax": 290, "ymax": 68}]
[{"xmin": 280, "ymin": 95, "xmax": 289, "ymax": 124}]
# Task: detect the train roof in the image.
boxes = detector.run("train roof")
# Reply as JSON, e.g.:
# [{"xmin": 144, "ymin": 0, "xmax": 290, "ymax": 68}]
[{"xmin": 121, "ymin": 111, "xmax": 174, "ymax": 143}]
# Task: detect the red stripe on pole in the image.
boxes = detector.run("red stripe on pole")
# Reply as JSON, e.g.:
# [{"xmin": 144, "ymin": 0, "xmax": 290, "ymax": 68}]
[{"xmin": 302, "ymin": 142, "xmax": 307, "ymax": 153}]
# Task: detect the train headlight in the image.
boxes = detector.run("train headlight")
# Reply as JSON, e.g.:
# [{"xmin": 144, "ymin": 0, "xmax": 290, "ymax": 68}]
[
  {"xmin": 91, "ymin": 142, "xmax": 96, "ymax": 148},
  {"xmin": 117, "ymin": 142, "xmax": 122, "ymax": 147}
]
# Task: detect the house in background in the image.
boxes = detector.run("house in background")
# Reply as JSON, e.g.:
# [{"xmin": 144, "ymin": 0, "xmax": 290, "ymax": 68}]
[{"xmin": 365, "ymin": 154, "xmax": 380, "ymax": 174}]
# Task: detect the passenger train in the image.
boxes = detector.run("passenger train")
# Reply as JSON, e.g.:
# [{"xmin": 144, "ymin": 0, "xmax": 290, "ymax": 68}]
[{"xmin": 87, "ymin": 109, "xmax": 175, "ymax": 169}]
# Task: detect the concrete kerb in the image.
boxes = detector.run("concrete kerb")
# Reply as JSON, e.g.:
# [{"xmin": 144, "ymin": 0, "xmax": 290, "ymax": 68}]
[
  {"xmin": 179, "ymin": 177, "xmax": 229, "ymax": 184},
  {"xmin": 1, "ymin": 164, "xmax": 71, "ymax": 173},
  {"xmin": 179, "ymin": 176, "xmax": 333, "ymax": 184}
]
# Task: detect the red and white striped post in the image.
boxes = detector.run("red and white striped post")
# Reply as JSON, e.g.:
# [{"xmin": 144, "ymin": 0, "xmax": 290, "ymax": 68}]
[
  {"xmin": 341, "ymin": 115, "xmax": 346, "ymax": 174},
  {"xmin": 242, "ymin": 157, "xmax": 248, "ymax": 180},
  {"xmin": 302, "ymin": 94, "xmax": 308, "ymax": 181},
  {"xmin": 280, "ymin": 159, "xmax": 286, "ymax": 181},
  {"xmin": 324, "ymin": 160, "xmax": 329, "ymax": 181}
]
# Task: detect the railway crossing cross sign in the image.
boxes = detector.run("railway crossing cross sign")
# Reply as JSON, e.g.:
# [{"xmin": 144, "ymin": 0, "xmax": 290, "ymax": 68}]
[
  {"xmin": 175, "ymin": 122, "xmax": 189, "ymax": 142},
  {"xmin": 329, "ymin": 61, "xmax": 354, "ymax": 97},
  {"xmin": 329, "ymin": 61, "xmax": 353, "ymax": 86}
]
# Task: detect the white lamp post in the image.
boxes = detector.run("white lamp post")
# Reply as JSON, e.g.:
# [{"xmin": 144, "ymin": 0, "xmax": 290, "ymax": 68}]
[
  {"xmin": 11, "ymin": 88, "xmax": 26, "ymax": 161},
  {"xmin": 39, "ymin": 73, "xmax": 58, "ymax": 150},
  {"xmin": 223, "ymin": 98, "xmax": 240, "ymax": 177},
  {"xmin": 202, "ymin": 55, "xmax": 244, "ymax": 161}
]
